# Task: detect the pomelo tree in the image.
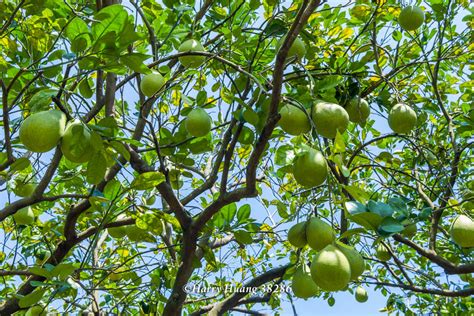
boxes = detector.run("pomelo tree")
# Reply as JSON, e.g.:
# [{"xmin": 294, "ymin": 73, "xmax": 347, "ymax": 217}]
[{"xmin": 0, "ymin": 0, "xmax": 472, "ymax": 315}]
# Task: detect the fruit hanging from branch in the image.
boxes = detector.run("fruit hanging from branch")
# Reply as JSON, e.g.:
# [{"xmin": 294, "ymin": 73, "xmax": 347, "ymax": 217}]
[
  {"xmin": 306, "ymin": 217, "xmax": 335, "ymax": 251},
  {"xmin": 178, "ymin": 39, "xmax": 206, "ymax": 68},
  {"xmin": 19, "ymin": 110, "xmax": 67, "ymax": 153},
  {"xmin": 291, "ymin": 264, "xmax": 319, "ymax": 299},
  {"xmin": 278, "ymin": 104, "xmax": 311, "ymax": 135},
  {"xmin": 292, "ymin": 148, "xmax": 328, "ymax": 188},
  {"xmin": 388, "ymin": 103, "xmax": 417, "ymax": 134},
  {"xmin": 310, "ymin": 244, "xmax": 351, "ymax": 292},
  {"xmin": 345, "ymin": 97, "xmax": 370, "ymax": 124},
  {"xmin": 60, "ymin": 121, "xmax": 94, "ymax": 163},
  {"xmin": 311, "ymin": 101, "xmax": 349, "ymax": 138},
  {"xmin": 185, "ymin": 108, "xmax": 212, "ymax": 137},
  {"xmin": 277, "ymin": 36, "xmax": 306, "ymax": 60},
  {"xmin": 398, "ymin": 6, "xmax": 425, "ymax": 31},
  {"xmin": 140, "ymin": 72, "xmax": 165, "ymax": 97},
  {"xmin": 287, "ymin": 222, "xmax": 308, "ymax": 248},
  {"xmin": 450, "ymin": 215, "xmax": 474, "ymax": 248}
]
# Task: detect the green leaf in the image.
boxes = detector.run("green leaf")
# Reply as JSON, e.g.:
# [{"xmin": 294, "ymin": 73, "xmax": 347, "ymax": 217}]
[
  {"xmin": 367, "ymin": 200, "xmax": 394, "ymax": 218},
  {"xmin": 109, "ymin": 140, "xmax": 131, "ymax": 161},
  {"xmin": 237, "ymin": 204, "xmax": 251, "ymax": 224},
  {"xmin": 28, "ymin": 267, "xmax": 52, "ymax": 279},
  {"xmin": 79, "ymin": 78, "xmax": 93, "ymax": 99},
  {"xmin": 131, "ymin": 172, "xmax": 165, "ymax": 190},
  {"xmin": 9, "ymin": 157, "xmax": 31, "ymax": 173},
  {"xmin": 51, "ymin": 263, "xmax": 77, "ymax": 280},
  {"xmin": 119, "ymin": 53, "xmax": 150, "ymax": 74},
  {"xmin": 29, "ymin": 89, "xmax": 57, "ymax": 113},
  {"xmin": 343, "ymin": 185, "xmax": 370, "ymax": 204},
  {"xmin": 92, "ymin": 4, "xmax": 128, "ymax": 43},
  {"xmin": 339, "ymin": 227, "xmax": 366, "ymax": 240},
  {"xmin": 221, "ymin": 203, "xmax": 237, "ymax": 224},
  {"xmin": 345, "ymin": 201, "xmax": 366, "ymax": 214},
  {"xmin": 196, "ymin": 90, "xmax": 207, "ymax": 106},
  {"xmin": 103, "ymin": 179, "xmax": 122, "ymax": 200},
  {"xmin": 333, "ymin": 131, "xmax": 345, "ymax": 153},
  {"xmin": 275, "ymin": 145, "xmax": 294, "ymax": 166},
  {"xmin": 136, "ymin": 212, "xmax": 163, "ymax": 235},
  {"xmin": 234, "ymin": 230, "xmax": 253, "ymax": 244},
  {"xmin": 18, "ymin": 288, "xmax": 47, "ymax": 308},
  {"xmin": 65, "ymin": 17, "xmax": 89, "ymax": 42},
  {"xmin": 378, "ymin": 217, "xmax": 404, "ymax": 234},
  {"xmin": 86, "ymin": 152, "xmax": 107, "ymax": 185},
  {"xmin": 349, "ymin": 212, "xmax": 383, "ymax": 230}
]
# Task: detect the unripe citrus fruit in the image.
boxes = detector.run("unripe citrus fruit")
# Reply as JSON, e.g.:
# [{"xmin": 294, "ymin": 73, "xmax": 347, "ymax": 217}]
[
  {"xmin": 346, "ymin": 97, "xmax": 370, "ymax": 123},
  {"xmin": 306, "ymin": 217, "xmax": 335, "ymax": 251},
  {"xmin": 376, "ymin": 243, "xmax": 391, "ymax": 262},
  {"xmin": 292, "ymin": 264, "xmax": 318, "ymax": 298},
  {"xmin": 185, "ymin": 108, "xmax": 212, "ymax": 137},
  {"xmin": 277, "ymin": 36, "xmax": 306, "ymax": 60},
  {"xmin": 140, "ymin": 72, "xmax": 165, "ymax": 97},
  {"xmin": 312, "ymin": 101, "xmax": 349, "ymax": 138},
  {"xmin": 19, "ymin": 110, "xmax": 66, "ymax": 152},
  {"xmin": 13, "ymin": 206, "xmax": 34, "ymax": 225},
  {"xmin": 450, "ymin": 215, "xmax": 474, "ymax": 248},
  {"xmin": 287, "ymin": 222, "xmax": 307, "ymax": 248},
  {"xmin": 310, "ymin": 244, "xmax": 352, "ymax": 291},
  {"xmin": 388, "ymin": 103, "xmax": 417, "ymax": 134},
  {"xmin": 293, "ymin": 148, "xmax": 328, "ymax": 187},
  {"xmin": 279, "ymin": 104, "xmax": 311, "ymax": 135},
  {"xmin": 399, "ymin": 6, "xmax": 424, "ymax": 31},
  {"xmin": 61, "ymin": 120, "xmax": 94, "ymax": 163},
  {"xmin": 178, "ymin": 39, "xmax": 206, "ymax": 68},
  {"xmin": 355, "ymin": 286, "xmax": 368, "ymax": 303},
  {"xmin": 336, "ymin": 242, "xmax": 365, "ymax": 280}
]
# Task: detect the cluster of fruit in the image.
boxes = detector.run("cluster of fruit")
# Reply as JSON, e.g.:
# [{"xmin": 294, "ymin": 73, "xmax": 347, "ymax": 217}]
[
  {"xmin": 287, "ymin": 219, "xmax": 368, "ymax": 302},
  {"xmin": 19, "ymin": 110, "xmax": 95, "ymax": 163}
]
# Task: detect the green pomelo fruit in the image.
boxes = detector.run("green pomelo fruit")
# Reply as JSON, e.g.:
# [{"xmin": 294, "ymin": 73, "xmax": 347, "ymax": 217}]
[
  {"xmin": 346, "ymin": 97, "xmax": 370, "ymax": 123},
  {"xmin": 311, "ymin": 101, "xmax": 349, "ymax": 138},
  {"xmin": 375, "ymin": 244, "xmax": 391, "ymax": 262},
  {"xmin": 388, "ymin": 103, "xmax": 417, "ymax": 134},
  {"xmin": 355, "ymin": 286, "xmax": 368, "ymax": 303},
  {"xmin": 279, "ymin": 104, "xmax": 311, "ymax": 135},
  {"xmin": 293, "ymin": 148, "xmax": 328, "ymax": 188},
  {"xmin": 61, "ymin": 121, "xmax": 94, "ymax": 163},
  {"xmin": 140, "ymin": 72, "xmax": 165, "ymax": 97},
  {"xmin": 306, "ymin": 217, "xmax": 335, "ymax": 251},
  {"xmin": 336, "ymin": 242, "xmax": 365, "ymax": 280},
  {"xmin": 399, "ymin": 6, "xmax": 424, "ymax": 31},
  {"xmin": 287, "ymin": 222, "xmax": 307, "ymax": 248},
  {"xmin": 13, "ymin": 206, "xmax": 34, "ymax": 225},
  {"xmin": 19, "ymin": 110, "xmax": 66, "ymax": 153},
  {"xmin": 450, "ymin": 215, "xmax": 474, "ymax": 248},
  {"xmin": 178, "ymin": 39, "xmax": 206, "ymax": 68},
  {"xmin": 292, "ymin": 264, "xmax": 318, "ymax": 298},
  {"xmin": 185, "ymin": 108, "xmax": 212, "ymax": 137},
  {"xmin": 277, "ymin": 36, "xmax": 306, "ymax": 60},
  {"xmin": 310, "ymin": 244, "xmax": 352, "ymax": 291}
]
